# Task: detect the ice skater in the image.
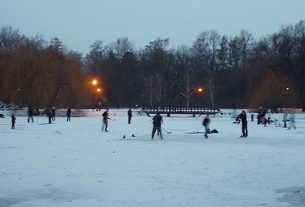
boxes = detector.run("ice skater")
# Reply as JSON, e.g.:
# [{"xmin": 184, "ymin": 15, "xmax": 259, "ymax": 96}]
[
  {"xmin": 11, "ymin": 114, "xmax": 16, "ymax": 129},
  {"xmin": 47, "ymin": 108, "xmax": 52, "ymax": 124},
  {"xmin": 66, "ymin": 107, "xmax": 71, "ymax": 122},
  {"xmin": 283, "ymin": 111, "xmax": 288, "ymax": 128},
  {"xmin": 102, "ymin": 109, "xmax": 110, "ymax": 132},
  {"xmin": 27, "ymin": 106, "xmax": 34, "ymax": 123},
  {"xmin": 240, "ymin": 110, "xmax": 248, "ymax": 138},
  {"xmin": 202, "ymin": 115, "xmax": 211, "ymax": 138},
  {"xmin": 251, "ymin": 113, "xmax": 254, "ymax": 122},
  {"xmin": 51, "ymin": 107, "xmax": 56, "ymax": 121},
  {"xmin": 151, "ymin": 112, "xmax": 163, "ymax": 139},
  {"xmin": 288, "ymin": 113, "xmax": 296, "ymax": 130},
  {"xmin": 128, "ymin": 109, "xmax": 132, "ymax": 124}
]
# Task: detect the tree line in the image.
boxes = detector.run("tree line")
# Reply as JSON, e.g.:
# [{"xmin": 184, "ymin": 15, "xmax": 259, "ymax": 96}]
[
  {"xmin": 1, "ymin": 20, "xmax": 305, "ymax": 109},
  {"xmin": 0, "ymin": 27, "xmax": 90, "ymax": 108}
]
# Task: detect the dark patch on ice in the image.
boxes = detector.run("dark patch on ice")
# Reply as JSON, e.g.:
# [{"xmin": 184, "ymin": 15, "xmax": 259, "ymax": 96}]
[
  {"xmin": 0, "ymin": 198, "xmax": 25, "ymax": 207},
  {"xmin": 0, "ymin": 187, "xmax": 84, "ymax": 206},
  {"xmin": 277, "ymin": 186, "xmax": 305, "ymax": 206},
  {"xmin": 53, "ymin": 131, "xmax": 62, "ymax": 135}
]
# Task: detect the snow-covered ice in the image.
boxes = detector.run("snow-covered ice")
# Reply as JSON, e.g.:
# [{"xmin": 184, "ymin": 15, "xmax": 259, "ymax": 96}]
[{"xmin": 1, "ymin": 110, "xmax": 305, "ymax": 207}]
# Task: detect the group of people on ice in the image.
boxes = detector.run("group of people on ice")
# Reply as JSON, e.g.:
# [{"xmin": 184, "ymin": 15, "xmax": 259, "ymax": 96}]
[
  {"xmin": 9, "ymin": 106, "xmax": 298, "ymax": 139},
  {"xmin": 89, "ymin": 107, "xmax": 296, "ymax": 137},
  {"xmin": 101, "ymin": 108, "xmax": 248, "ymax": 139},
  {"xmin": 101, "ymin": 108, "xmax": 164, "ymax": 139},
  {"xmin": 10, "ymin": 106, "xmax": 72, "ymax": 129}
]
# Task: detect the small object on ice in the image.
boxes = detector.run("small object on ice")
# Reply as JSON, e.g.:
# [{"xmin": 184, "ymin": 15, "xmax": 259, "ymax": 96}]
[
  {"xmin": 122, "ymin": 135, "xmax": 126, "ymax": 139},
  {"xmin": 131, "ymin": 134, "xmax": 135, "ymax": 137},
  {"xmin": 112, "ymin": 151, "xmax": 116, "ymax": 153}
]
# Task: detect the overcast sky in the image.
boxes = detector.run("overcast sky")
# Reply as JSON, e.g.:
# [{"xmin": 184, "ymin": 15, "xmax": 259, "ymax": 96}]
[{"xmin": 1, "ymin": 0, "xmax": 305, "ymax": 54}]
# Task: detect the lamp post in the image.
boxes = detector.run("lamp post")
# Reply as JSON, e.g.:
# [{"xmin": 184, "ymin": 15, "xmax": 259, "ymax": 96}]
[
  {"xmin": 181, "ymin": 86, "xmax": 204, "ymax": 108},
  {"xmin": 88, "ymin": 77, "xmax": 102, "ymax": 109},
  {"xmin": 91, "ymin": 79, "xmax": 98, "ymax": 86}
]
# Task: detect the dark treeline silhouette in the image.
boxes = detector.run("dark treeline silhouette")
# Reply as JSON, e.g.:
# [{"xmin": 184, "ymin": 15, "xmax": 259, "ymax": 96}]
[
  {"xmin": 1, "ymin": 20, "xmax": 305, "ymax": 109},
  {"xmin": 0, "ymin": 27, "xmax": 90, "ymax": 108}
]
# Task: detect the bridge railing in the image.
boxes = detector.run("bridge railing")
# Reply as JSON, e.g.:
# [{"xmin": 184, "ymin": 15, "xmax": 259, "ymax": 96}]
[{"xmin": 141, "ymin": 106, "xmax": 221, "ymax": 116}]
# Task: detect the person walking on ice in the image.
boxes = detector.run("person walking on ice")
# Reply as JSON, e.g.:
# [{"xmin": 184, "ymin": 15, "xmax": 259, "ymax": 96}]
[
  {"xmin": 283, "ymin": 110, "xmax": 288, "ymax": 128},
  {"xmin": 27, "ymin": 106, "xmax": 34, "ymax": 123},
  {"xmin": 240, "ymin": 110, "xmax": 248, "ymax": 138},
  {"xmin": 66, "ymin": 107, "xmax": 71, "ymax": 122},
  {"xmin": 51, "ymin": 107, "xmax": 56, "ymax": 122},
  {"xmin": 288, "ymin": 113, "xmax": 296, "ymax": 130},
  {"xmin": 127, "ymin": 109, "xmax": 132, "ymax": 124},
  {"xmin": 11, "ymin": 113, "xmax": 16, "ymax": 129},
  {"xmin": 102, "ymin": 109, "xmax": 110, "ymax": 132},
  {"xmin": 202, "ymin": 115, "xmax": 211, "ymax": 138},
  {"xmin": 151, "ymin": 112, "xmax": 163, "ymax": 139}
]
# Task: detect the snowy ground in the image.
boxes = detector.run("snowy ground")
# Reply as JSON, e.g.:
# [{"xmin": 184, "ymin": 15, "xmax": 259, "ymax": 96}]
[{"xmin": 1, "ymin": 111, "xmax": 305, "ymax": 207}]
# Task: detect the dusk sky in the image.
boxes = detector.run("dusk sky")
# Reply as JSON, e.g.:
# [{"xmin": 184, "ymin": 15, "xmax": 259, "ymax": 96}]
[{"xmin": 1, "ymin": 0, "xmax": 305, "ymax": 54}]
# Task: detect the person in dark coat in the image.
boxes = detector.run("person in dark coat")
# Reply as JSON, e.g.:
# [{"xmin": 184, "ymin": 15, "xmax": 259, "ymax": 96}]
[
  {"xmin": 47, "ymin": 108, "xmax": 52, "ymax": 124},
  {"xmin": 11, "ymin": 114, "xmax": 16, "ymax": 129},
  {"xmin": 27, "ymin": 106, "xmax": 34, "ymax": 123},
  {"xmin": 51, "ymin": 107, "xmax": 56, "ymax": 121},
  {"xmin": 202, "ymin": 115, "xmax": 211, "ymax": 138},
  {"xmin": 66, "ymin": 107, "xmax": 71, "ymax": 122},
  {"xmin": 240, "ymin": 110, "xmax": 248, "ymax": 138},
  {"xmin": 235, "ymin": 114, "xmax": 241, "ymax": 124},
  {"xmin": 128, "ymin": 109, "xmax": 132, "ymax": 124},
  {"xmin": 44, "ymin": 108, "xmax": 52, "ymax": 124},
  {"xmin": 102, "ymin": 109, "xmax": 109, "ymax": 132},
  {"xmin": 151, "ymin": 112, "xmax": 163, "ymax": 139},
  {"xmin": 283, "ymin": 111, "xmax": 288, "ymax": 128},
  {"xmin": 251, "ymin": 114, "xmax": 254, "ymax": 122}
]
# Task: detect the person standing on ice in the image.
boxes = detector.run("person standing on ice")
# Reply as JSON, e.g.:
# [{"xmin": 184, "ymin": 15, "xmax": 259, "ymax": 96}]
[
  {"xmin": 46, "ymin": 107, "xmax": 52, "ymax": 124},
  {"xmin": 288, "ymin": 113, "xmax": 296, "ymax": 130},
  {"xmin": 51, "ymin": 107, "xmax": 56, "ymax": 121},
  {"xmin": 123, "ymin": 109, "xmax": 136, "ymax": 138},
  {"xmin": 202, "ymin": 115, "xmax": 211, "ymax": 138},
  {"xmin": 102, "ymin": 109, "xmax": 109, "ymax": 132},
  {"xmin": 240, "ymin": 110, "xmax": 248, "ymax": 138},
  {"xmin": 267, "ymin": 109, "xmax": 271, "ymax": 124},
  {"xmin": 283, "ymin": 110, "xmax": 288, "ymax": 128},
  {"xmin": 11, "ymin": 112, "xmax": 16, "ymax": 129},
  {"xmin": 66, "ymin": 107, "xmax": 71, "ymax": 122},
  {"xmin": 27, "ymin": 106, "xmax": 34, "ymax": 123},
  {"xmin": 151, "ymin": 112, "xmax": 163, "ymax": 139},
  {"xmin": 127, "ymin": 109, "xmax": 132, "ymax": 124}
]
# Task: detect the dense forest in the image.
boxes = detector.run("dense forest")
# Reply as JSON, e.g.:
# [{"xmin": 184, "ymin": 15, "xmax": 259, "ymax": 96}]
[{"xmin": 1, "ymin": 20, "xmax": 305, "ymax": 109}]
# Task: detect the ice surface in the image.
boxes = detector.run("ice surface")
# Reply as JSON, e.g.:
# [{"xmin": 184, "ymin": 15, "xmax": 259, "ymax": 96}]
[{"xmin": 1, "ymin": 111, "xmax": 305, "ymax": 207}]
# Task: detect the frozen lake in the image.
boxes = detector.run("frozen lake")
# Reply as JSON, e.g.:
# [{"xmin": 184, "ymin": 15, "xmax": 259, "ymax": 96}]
[{"xmin": 1, "ymin": 111, "xmax": 305, "ymax": 207}]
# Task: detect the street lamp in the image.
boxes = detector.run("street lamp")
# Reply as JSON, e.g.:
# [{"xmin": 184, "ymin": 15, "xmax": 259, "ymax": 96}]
[
  {"xmin": 181, "ymin": 86, "xmax": 204, "ymax": 107},
  {"xmin": 91, "ymin": 79, "xmax": 98, "ymax": 86},
  {"xmin": 196, "ymin": 87, "xmax": 204, "ymax": 93}
]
